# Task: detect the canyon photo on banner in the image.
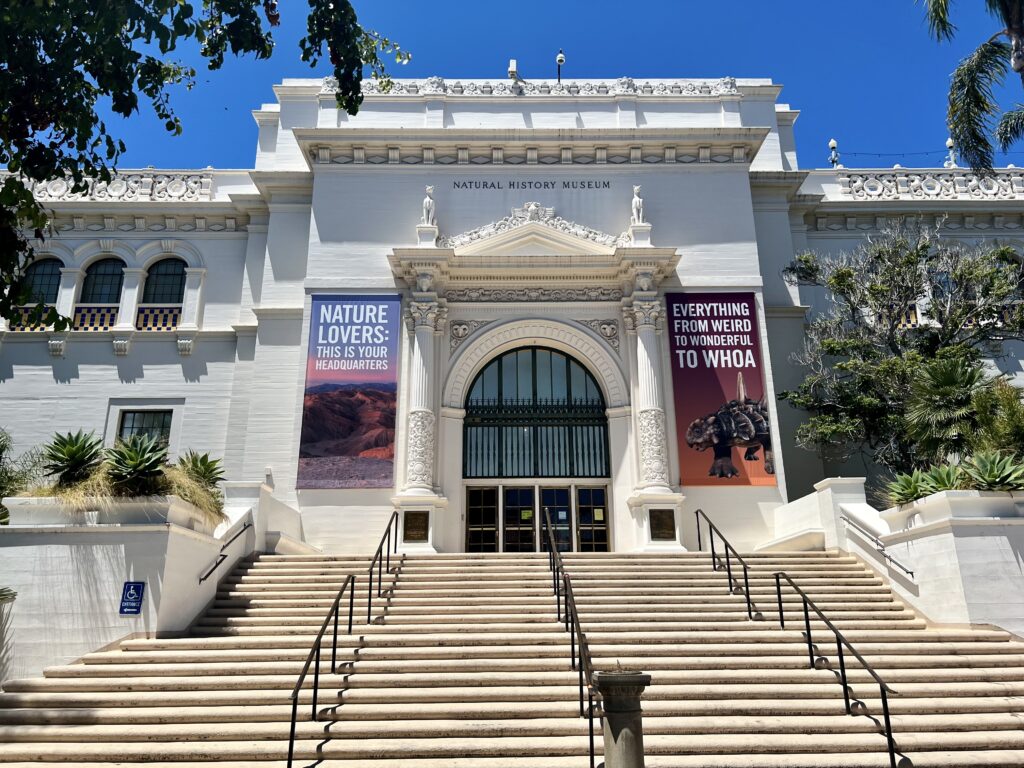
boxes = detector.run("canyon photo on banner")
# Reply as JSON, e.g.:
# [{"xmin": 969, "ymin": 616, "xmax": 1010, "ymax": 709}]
[
  {"xmin": 297, "ymin": 295, "xmax": 401, "ymax": 489},
  {"xmin": 666, "ymin": 292, "xmax": 776, "ymax": 487}
]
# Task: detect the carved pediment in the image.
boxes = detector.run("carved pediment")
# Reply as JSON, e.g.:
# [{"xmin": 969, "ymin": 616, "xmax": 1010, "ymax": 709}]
[{"xmin": 439, "ymin": 203, "xmax": 627, "ymax": 256}]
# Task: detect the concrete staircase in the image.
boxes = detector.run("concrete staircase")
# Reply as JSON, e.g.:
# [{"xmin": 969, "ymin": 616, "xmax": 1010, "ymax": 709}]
[{"xmin": 0, "ymin": 550, "xmax": 1022, "ymax": 766}]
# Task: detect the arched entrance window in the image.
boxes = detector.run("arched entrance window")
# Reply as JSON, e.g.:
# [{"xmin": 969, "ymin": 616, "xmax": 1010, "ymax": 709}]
[
  {"xmin": 464, "ymin": 347, "xmax": 609, "ymax": 478},
  {"xmin": 462, "ymin": 347, "xmax": 611, "ymax": 553}
]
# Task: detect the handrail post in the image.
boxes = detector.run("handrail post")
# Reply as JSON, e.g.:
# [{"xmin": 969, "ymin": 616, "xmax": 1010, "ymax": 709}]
[
  {"xmin": 331, "ymin": 604, "xmax": 339, "ymax": 673},
  {"xmin": 724, "ymin": 548, "xmax": 734, "ymax": 594},
  {"xmin": 287, "ymin": 697, "xmax": 299, "ymax": 768},
  {"xmin": 836, "ymin": 637, "xmax": 851, "ymax": 714},
  {"xmin": 742, "ymin": 565, "xmax": 752, "ymax": 619},
  {"xmin": 311, "ymin": 643, "xmax": 320, "ymax": 719},
  {"xmin": 881, "ymin": 685, "xmax": 898, "ymax": 768},
  {"xmin": 802, "ymin": 597, "xmax": 814, "ymax": 668},
  {"xmin": 709, "ymin": 531, "xmax": 717, "ymax": 570},
  {"xmin": 695, "ymin": 511, "xmax": 702, "ymax": 552},
  {"xmin": 775, "ymin": 573, "xmax": 785, "ymax": 629},
  {"xmin": 385, "ymin": 527, "xmax": 391, "ymax": 573},
  {"xmin": 588, "ymin": 690, "xmax": 596, "ymax": 768},
  {"xmin": 348, "ymin": 576, "xmax": 355, "ymax": 634},
  {"xmin": 367, "ymin": 563, "xmax": 373, "ymax": 623}
]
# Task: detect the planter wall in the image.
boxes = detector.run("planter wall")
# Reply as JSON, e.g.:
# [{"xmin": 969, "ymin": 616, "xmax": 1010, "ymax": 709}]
[{"xmin": 2, "ymin": 495, "xmax": 218, "ymax": 536}]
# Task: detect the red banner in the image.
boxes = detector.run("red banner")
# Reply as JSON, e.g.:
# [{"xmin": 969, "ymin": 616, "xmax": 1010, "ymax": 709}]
[{"xmin": 665, "ymin": 292, "xmax": 776, "ymax": 487}]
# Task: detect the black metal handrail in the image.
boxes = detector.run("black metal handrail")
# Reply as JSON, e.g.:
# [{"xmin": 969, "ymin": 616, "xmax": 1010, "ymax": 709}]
[
  {"xmin": 286, "ymin": 573, "xmax": 355, "ymax": 768},
  {"xmin": 840, "ymin": 514, "xmax": 915, "ymax": 579},
  {"xmin": 542, "ymin": 509, "xmax": 599, "ymax": 768},
  {"xmin": 774, "ymin": 572, "xmax": 899, "ymax": 768},
  {"xmin": 286, "ymin": 511, "xmax": 402, "ymax": 767},
  {"xmin": 366, "ymin": 510, "xmax": 400, "ymax": 622},
  {"xmin": 198, "ymin": 515, "xmax": 253, "ymax": 584},
  {"xmin": 694, "ymin": 509, "xmax": 759, "ymax": 620}
]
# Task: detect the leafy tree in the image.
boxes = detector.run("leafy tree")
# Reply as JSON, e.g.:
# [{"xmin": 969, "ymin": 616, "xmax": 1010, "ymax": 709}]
[
  {"xmin": 781, "ymin": 221, "xmax": 1024, "ymax": 473},
  {"xmin": 0, "ymin": 0, "xmax": 408, "ymax": 327},
  {"xmin": 906, "ymin": 357, "xmax": 993, "ymax": 463},
  {"xmin": 923, "ymin": 0, "xmax": 1024, "ymax": 170}
]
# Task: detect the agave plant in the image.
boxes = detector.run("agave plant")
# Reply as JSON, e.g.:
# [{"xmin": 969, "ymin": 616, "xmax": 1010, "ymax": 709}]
[
  {"xmin": 105, "ymin": 434, "xmax": 168, "ymax": 497},
  {"xmin": 177, "ymin": 450, "xmax": 225, "ymax": 490},
  {"xmin": 886, "ymin": 470, "xmax": 930, "ymax": 507},
  {"xmin": 961, "ymin": 450, "xmax": 1024, "ymax": 491},
  {"xmin": 0, "ymin": 587, "xmax": 15, "ymax": 603},
  {"xmin": 42, "ymin": 430, "xmax": 103, "ymax": 486},
  {"xmin": 921, "ymin": 463, "xmax": 964, "ymax": 495}
]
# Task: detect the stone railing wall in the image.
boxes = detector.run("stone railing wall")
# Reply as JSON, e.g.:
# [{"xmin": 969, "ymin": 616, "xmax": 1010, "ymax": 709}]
[
  {"xmin": 838, "ymin": 170, "xmax": 1024, "ymax": 201},
  {"xmin": 16, "ymin": 172, "xmax": 213, "ymax": 203}
]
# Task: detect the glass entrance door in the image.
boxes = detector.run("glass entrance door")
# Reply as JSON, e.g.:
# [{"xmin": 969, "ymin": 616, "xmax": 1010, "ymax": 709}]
[
  {"xmin": 466, "ymin": 487, "xmax": 499, "ymax": 552},
  {"xmin": 503, "ymin": 487, "xmax": 536, "ymax": 552},
  {"xmin": 540, "ymin": 487, "xmax": 572, "ymax": 552},
  {"xmin": 576, "ymin": 486, "xmax": 610, "ymax": 552}
]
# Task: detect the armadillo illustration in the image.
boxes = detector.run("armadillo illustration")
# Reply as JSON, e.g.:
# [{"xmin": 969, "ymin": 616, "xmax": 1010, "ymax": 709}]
[{"xmin": 684, "ymin": 372, "xmax": 774, "ymax": 479}]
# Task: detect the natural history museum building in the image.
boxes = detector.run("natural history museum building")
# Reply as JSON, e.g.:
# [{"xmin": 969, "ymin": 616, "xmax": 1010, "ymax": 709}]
[{"xmin": 3, "ymin": 72, "xmax": 1023, "ymax": 555}]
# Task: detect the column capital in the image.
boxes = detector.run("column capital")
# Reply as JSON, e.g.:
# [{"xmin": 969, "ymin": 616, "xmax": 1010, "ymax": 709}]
[
  {"xmin": 407, "ymin": 300, "xmax": 442, "ymax": 330},
  {"xmin": 623, "ymin": 297, "xmax": 663, "ymax": 331}
]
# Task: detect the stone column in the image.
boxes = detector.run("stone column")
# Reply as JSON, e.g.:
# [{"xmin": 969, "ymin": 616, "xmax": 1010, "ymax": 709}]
[
  {"xmin": 627, "ymin": 298, "xmax": 671, "ymax": 493},
  {"xmin": 594, "ymin": 670, "xmax": 652, "ymax": 768},
  {"xmin": 55, "ymin": 268, "xmax": 81, "ymax": 320},
  {"xmin": 404, "ymin": 300, "xmax": 444, "ymax": 494},
  {"xmin": 114, "ymin": 268, "xmax": 145, "ymax": 331}
]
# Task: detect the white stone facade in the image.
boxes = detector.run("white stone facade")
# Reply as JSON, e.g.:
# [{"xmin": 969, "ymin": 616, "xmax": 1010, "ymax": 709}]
[{"xmin": 3, "ymin": 75, "xmax": 1024, "ymax": 553}]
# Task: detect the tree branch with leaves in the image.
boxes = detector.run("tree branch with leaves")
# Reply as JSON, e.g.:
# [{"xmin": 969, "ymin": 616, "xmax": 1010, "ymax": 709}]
[{"xmin": 0, "ymin": 0, "xmax": 408, "ymax": 327}]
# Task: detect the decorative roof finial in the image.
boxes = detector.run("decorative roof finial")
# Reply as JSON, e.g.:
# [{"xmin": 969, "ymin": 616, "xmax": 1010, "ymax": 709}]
[
  {"xmin": 944, "ymin": 137, "xmax": 958, "ymax": 169},
  {"xmin": 828, "ymin": 138, "xmax": 841, "ymax": 169}
]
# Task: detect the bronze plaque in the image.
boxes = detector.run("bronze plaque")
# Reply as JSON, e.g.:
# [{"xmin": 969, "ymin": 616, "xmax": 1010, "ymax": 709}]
[
  {"xmin": 403, "ymin": 511, "xmax": 429, "ymax": 543},
  {"xmin": 649, "ymin": 509, "xmax": 676, "ymax": 541}
]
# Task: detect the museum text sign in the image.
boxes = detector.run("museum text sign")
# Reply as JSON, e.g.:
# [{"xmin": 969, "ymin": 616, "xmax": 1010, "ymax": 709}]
[
  {"xmin": 665, "ymin": 292, "xmax": 776, "ymax": 487},
  {"xmin": 297, "ymin": 295, "xmax": 401, "ymax": 489},
  {"xmin": 451, "ymin": 179, "xmax": 614, "ymax": 190}
]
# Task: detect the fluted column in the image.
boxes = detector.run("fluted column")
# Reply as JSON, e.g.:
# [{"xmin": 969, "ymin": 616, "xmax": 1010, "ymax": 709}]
[
  {"xmin": 404, "ymin": 300, "xmax": 444, "ymax": 494},
  {"xmin": 627, "ymin": 298, "xmax": 671, "ymax": 492}
]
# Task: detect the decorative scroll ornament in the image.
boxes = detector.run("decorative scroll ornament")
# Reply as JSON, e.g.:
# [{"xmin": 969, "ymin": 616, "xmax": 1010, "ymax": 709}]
[
  {"xmin": 582, "ymin": 319, "xmax": 620, "ymax": 351},
  {"xmin": 406, "ymin": 409, "xmax": 436, "ymax": 488},
  {"xmin": 446, "ymin": 287, "xmax": 624, "ymax": 303},
  {"xmin": 638, "ymin": 408, "xmax": 671, "ymax": 488},
  {"xmin": 408, "ymin": 301, "xmax": 440, "ymax": 329},
  {"xmin": 439, "ymin": 202, "xmax": 630, "ymax": 249},
  {"xmin": 631, "ymin": 299, "xmax": 663, "ymax": 328},
  {"xmin": 330, "ymin": 76, "xmax": 739, "ymax": 98},
  {"xmin": 450, "ymin": 319, "xmax": 492, "ymax": 351},
  {"xmin": 839, "ymin": 170, "xmax": 1024, "ymax": 201}
]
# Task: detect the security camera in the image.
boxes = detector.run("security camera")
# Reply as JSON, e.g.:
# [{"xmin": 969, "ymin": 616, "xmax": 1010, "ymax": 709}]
[
  {"xmin": 556, "ymin": 50, "xmax": 565, "ymax": 66},
  {"xmin": 508, "ymin": 59, "xmax": 518, "ymax": 80}
]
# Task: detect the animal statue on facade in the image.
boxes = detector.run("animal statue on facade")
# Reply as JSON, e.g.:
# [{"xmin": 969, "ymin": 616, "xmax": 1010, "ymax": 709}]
[
  {"xmin": 421, "ymin": 186, "xmax": 436, "ymax": 226},
  {"xmin": 684, "ymin": 372, "xmax": 774, "ymax": 479},
  {"xmin": 630, "ymin": 185, "xmax": 644, "ymax": 225}
]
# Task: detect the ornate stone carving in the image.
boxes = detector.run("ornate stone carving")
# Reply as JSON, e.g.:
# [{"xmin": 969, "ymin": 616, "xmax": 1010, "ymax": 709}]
[
  {"xmin": 406, "ymin": 409, "xmax": 436, "ymax": 489},
  {"xmin": 630, "ymin": 299, "xmax": 663, "ymax": 327},
  {"xmin": 439, "ymin": 202, "xmax": 629, "ymax": 249},
  {"xmin": 637, "ymin": 408, "xmax": 670, "ymax": 488},
  {"xmin": 28, "ymin": 172, "xmax": 212, "ymax": 203},
  {"xmin": 47, "ymin": 337, "xmax": 65, "ymax": 358},
  {"xmin": 112, "ymin": 336, "xmax": 131, "ymax": 356},
  {"xmin": 630, "ymin": 186, "xmax": 644, "ymax": 225},
  {"xmin": 581, "ymin": 319, "xmax": 620, "ymax": 351},
  {"xmin": 446, "ymin": 287, "xmax": 623, "ymax": 303},
  {"xmin": 408, "ymin": 301, "xmax": 440, "ymax": 329},
  {"xmin": 415, "ymin": 272, "xmax": 434, "ymax": 293},
  {"xmin": 449, "ymin": 319, "xmax": 492, "ymax": 351},
  {"xmin": 176, "ymin": 335, "xmax": 195, "ymax": 356},
  {"xmin": 839, "ymin": 170, "xmax": 1024, "ymax": 201},
  {"xmin": 421, "ymin": 186, "xmax": 436, "ymax": 226},
  {"xmin": 335, "ymin": 76, "xmax": 739, "ymax": 98}
]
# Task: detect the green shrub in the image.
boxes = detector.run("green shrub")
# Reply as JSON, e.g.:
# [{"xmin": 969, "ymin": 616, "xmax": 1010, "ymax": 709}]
[
  {"xmin": 105, "ymin": 434, "xmax": 168, "ymax": 496},
  {"xmin": 42, "ymin": 430, "xmax": 103, "ymax": 486},
  {"xmin": 177, "ymin": 450, "xmax": 225, "ymax": 489},
  {"xmin": 886, "ymin": 469, "xmax": 930, "ymax": 507},
  {"xmin": 971, "ymin": 379, "xmax": 1024, "ymax": 457},
  {"xmin": 921, "ymin": 463, "xmax": 964, "ymax": 494},
  {"xmin": 960, "ymin": 451, "xmax": 1024, "ymax": 492},
  {"xmin": 906, "ymin": 357, "xmax": 991, "ymax": 464}
]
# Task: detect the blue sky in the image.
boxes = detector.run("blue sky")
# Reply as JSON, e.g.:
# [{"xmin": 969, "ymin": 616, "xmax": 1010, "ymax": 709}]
[{"xmin": 104, "ymin": 1, "xmax": 1024, "ymax": 170}]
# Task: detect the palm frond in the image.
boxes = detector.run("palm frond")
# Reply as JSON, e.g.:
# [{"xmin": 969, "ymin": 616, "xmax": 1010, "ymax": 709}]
[
  {"xmin": 997, "ymin": 106, "xmax": 1024, "ymax": 149},
  {"xmin": 923, "ymin": 0, "xmax": 957, "ymax": 40},
  {"xmin": 948, "ymin": 40, "xmax": 1012, "ymax": 171}
]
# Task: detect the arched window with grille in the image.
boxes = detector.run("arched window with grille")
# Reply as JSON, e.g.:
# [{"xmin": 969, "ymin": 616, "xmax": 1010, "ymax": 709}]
[
  {"xmin": 137, "ymin": 257, "xmax": 186, "ymax": 331},
  {"xmin": 11, "ymin": 258, "xmax": 62, "ymax": 330},
  {"xmin": 463, "ymin": 347, "xmax": 609, "ymax": 478},
  {"xmin": 74, "ymin": 258, "xmax": 124, "ymax": 331}
]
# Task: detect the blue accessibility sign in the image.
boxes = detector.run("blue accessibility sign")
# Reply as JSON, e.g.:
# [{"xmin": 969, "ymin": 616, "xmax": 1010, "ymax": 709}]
[{"xmin": 119, "ymin": 581, "xmax": 145, "ymax": 615}]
